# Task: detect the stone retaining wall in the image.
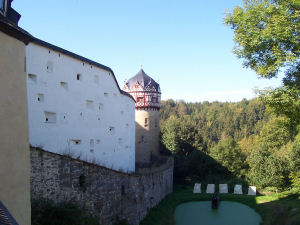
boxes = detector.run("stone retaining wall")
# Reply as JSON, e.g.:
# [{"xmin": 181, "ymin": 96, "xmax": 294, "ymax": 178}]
[{"xmin": 30, "ymin": 147, "xmax": 173, "ymax": 225}]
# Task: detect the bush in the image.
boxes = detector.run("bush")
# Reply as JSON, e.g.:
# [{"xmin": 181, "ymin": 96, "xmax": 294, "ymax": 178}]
[{"xmin": 32, "ymin": 199, "xmax": 99, "ymax": 225}]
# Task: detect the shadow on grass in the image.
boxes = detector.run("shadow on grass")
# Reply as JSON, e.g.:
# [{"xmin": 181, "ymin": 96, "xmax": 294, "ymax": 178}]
[
  {"xmin": 255, "ymin": 190, "xmax": 300, "ymax": 225},
  {"xmin": 172, "ymin": 149, "xmax": 250, "ymax": 193}
]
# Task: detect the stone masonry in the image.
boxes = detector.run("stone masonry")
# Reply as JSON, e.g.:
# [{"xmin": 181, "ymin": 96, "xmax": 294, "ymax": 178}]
[{"xmin": 30, "ymin": 147, "xmax": 173, "ymax": 225}]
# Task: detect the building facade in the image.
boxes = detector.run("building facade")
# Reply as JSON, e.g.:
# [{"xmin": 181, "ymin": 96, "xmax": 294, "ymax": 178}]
[
  {"xmin": 123, "ymin": 69, "xmax": 161, "ymax": 163},
  {"xmin": 26, "ymin": 39, "xmax": 136, "ymax": 173},
  {"xmin": 0, "ymin": 1, "xmax": 32, "ymax": 224}
]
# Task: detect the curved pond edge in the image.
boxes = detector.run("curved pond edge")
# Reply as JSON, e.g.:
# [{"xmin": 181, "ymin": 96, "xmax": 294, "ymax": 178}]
[{"xmin": 174, "ymin": 201, "xmax": 262, "ymax": 225}]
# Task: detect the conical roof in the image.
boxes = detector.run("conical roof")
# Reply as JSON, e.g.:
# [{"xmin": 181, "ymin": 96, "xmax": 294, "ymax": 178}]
[{"xmin": 125, "ymin": 69, "xmax": 160, "ymax": 92}]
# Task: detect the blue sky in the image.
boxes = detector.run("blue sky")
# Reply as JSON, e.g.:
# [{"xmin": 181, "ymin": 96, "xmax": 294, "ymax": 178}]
[{"xmin": 13, "ymin": 0, "xmax": 283, "ymax": 102}]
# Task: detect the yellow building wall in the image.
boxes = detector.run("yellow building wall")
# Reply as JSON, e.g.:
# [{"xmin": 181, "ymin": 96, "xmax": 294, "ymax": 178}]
[
  {"xmin": 0, "ymin": 31, "xmax": 31, "ymax": 225},
  {"xmin": 135, "ymin": 110, "xmax": 160, "ymax": 163}
]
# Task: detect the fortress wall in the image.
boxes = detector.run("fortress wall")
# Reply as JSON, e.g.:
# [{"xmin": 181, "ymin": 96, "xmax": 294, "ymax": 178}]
[{"xmin": 30, "ymin": 147, "xmax": 173, "ymax": 225}]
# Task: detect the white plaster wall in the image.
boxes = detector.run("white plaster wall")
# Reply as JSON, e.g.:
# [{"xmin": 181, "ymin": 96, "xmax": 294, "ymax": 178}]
[{"xmin": 26, "ymin": 43, "xmax": 135, "ymax": 172}]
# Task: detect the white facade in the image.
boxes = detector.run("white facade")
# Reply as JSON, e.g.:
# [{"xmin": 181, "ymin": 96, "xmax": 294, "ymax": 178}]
[{"xmin": 26, "ymin": 42, "xmax": 136, "ymax": 172}]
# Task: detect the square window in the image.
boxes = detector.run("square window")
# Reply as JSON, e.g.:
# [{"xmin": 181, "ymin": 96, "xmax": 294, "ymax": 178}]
[
  {"xmin": 86, "ymin": 100, "xmax": 94, "ymax": 110},
  {"xmin": 37, "ymin": 93, "xmax": 44, "ymax": 102},
  {"xmin": 94, "ymin": 75, "xmax": 99, "ymax": 84},
  {"xmin": 44, "ymin": 111, "xmax": 56, "ymax": 123},
  {"xmin": 28, "ymin": 74, "xmax": 37, "ymax": 83},
  {"xmin": 90, "ymin": 139, "xmax": 94, "ymax": 147},
  {"xmin": 109, "ymin": 126, "xmax": 115, "ymax": 134},
  {"xmin": 46, "ymin": 61, "xmax": 53, "ymax": 73},
  {"xmin": 60, "ymin": 81, "xmax": 68, "ymax": 90}
]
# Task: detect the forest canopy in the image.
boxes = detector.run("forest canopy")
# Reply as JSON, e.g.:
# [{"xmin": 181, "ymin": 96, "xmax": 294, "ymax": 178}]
[{"xmin": 160, "ymin": 99, "xmax": 299, "ymax": 190}]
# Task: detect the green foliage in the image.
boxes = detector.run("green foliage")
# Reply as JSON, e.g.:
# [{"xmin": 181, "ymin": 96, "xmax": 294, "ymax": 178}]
[
  {"xmin": 259, "ymin": 87, "xmax": 300, "ymax": 125},
  {"xmin": 290, "ymin": 171, "xmax": 300, "ymax": 190},
  {"xmin": 161, "ymin": 115, "xmax": 202, "ymax": 154},
  {"xmin": 225, "ymin": 0, "xmax": 300, "ymax": 126},
  {"xmin": 161, "ymin": 98, "xmax": 266, "ymax": 150},
  {"xmin": 160, "ymin": 98, "xmax": 298, "ymax": 190},
  {"xmin": 289, "ymin": 131, "xmax": 300, "ymax": 171},
  {"xmin": 224, "ymin": 0, "xmax": 299, "ymax": 79},
  {"xmin": 223, "ymin": 0, "xmax": 300, "ymax": 191},
  {"xmin": 258, "ymin": 116, "xmax": 294, "ymax": 150},
  {"xmin": 209, "ymin": 137, "xmax": 248, "ymax": 178},
  {"xmin": 31, "ymin": 199, "xmax": 99, "ymax": 225},
  {"xmin": 160, "ymin": 99, "xmax": 267, "ymax": 185},
  {"xmin": 249, "ymin": 147, "xmax": 290, "ymax": 189}
]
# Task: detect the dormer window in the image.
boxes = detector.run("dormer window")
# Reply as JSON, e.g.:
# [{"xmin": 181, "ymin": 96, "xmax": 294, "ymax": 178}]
[{"xmin": 0, "ymin": 0, "xmax": 6, "ymax": 15}]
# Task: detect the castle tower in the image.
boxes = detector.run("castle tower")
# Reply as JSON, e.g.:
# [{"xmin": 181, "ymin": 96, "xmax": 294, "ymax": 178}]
[{"xmin": 123, "ymin": 69, "xmax": 161, "ymax": 164}]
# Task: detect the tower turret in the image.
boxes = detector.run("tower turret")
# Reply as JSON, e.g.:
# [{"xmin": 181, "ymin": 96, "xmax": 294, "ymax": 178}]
[{"xmin": 123, "ymin": 69, "xmax": 161, "ymax": 164}]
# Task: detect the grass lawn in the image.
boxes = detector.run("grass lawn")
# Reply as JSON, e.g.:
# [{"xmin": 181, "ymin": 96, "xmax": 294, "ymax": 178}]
[{"xmin": 140, "ymin": 186, "xmax": 300, "ymax": 225}]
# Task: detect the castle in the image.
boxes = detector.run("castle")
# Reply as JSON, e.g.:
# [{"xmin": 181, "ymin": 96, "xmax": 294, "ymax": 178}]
[{"xmin": 0, "ymin": 1, "xmax": 173, "ymax": 224}]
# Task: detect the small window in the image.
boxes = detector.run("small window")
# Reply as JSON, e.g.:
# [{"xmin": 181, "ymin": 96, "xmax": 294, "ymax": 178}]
[
  {"xmin": 94, "ymin": 75, "xmax": 99, "ymax": 84},
  {"xmin": 118, "ymin": 138, "xmax": 122, "ymax": 144},
  {"xmin": 109, "ymin": 126, "xmax": 115, "ymax": 134},
  {"xmin": 96, "ymin": 139, "xmax": 100, "ymax": 144},
  {"xmin": 60, "ymin": 81, "xmax": 68, "ymax": 90},
  {"xmin": 90, "ymin": 139, "xmax": 94, "ymax": 147},
  {"xmin": 121, "ymin": 185, "xmax": 125, "ymax": 196},
  {"xmin": 98, "ymin": 103, "xmax": 103, "ymax": 110},
  {"xmin": 104, "ymin": 92, "xmax": 108, "ymax": 97},
  {"xmin": 120, "ymin": 111, "xmax": 124, "ymax": 115},
  {"xmin": 90, "ymin": 149, "xmax": 94, "ymax": 153},
  {"xmin": 145, "ymin": 118, "xmax": 148, "ymax": 127},
  {"xmin": 37, "ymin": 93, "xmax": 44, "ymax": 102},
  {"xmin": 86, "ymin": 100, "xmax": 94, "ymax": 110},
  {"xmin": 76, "ymin": 73, "xmax": 81, "ymax": 81},
  {"xmin": 46, "ymin": 61, "xmax": 53, "ymax": 73},
  {"xmin": 28, "ymin": 74, "xmax": 37, "ymax": 83},
  {"xmin": 71, "ymin": 139, "xmax": 81, "ymax": 145},
  {"xmin": 137, "ymin": 97, "xmax": 143, "ymax": 103},
  {"xmin": 44, "ymin": 111, "xmax": 56, "ymax": 123}
]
